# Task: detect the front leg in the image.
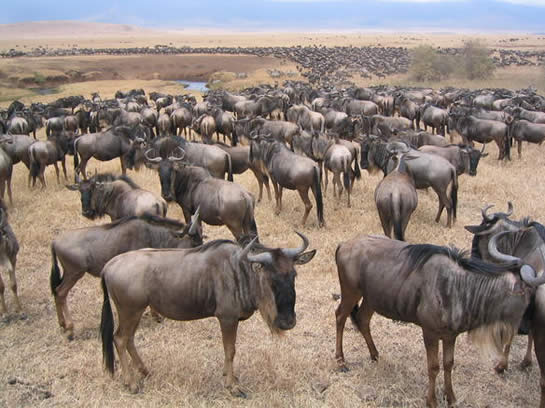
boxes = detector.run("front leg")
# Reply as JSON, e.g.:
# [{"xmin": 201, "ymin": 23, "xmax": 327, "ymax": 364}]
[
  {"xmin": 219, "ymin": 318, "xmax": 245, "ymax": 397},
  {"xmin": 423, "ymin": 330, "xmax": 440, "ymax": 408},
  {"xmin": 442, "ymin": 336, "xmax": 457, "ymax": 407}
]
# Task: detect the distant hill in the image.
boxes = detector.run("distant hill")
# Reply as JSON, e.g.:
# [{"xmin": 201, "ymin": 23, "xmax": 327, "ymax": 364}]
[{"xmin": 0, "ymin": 21, "xmax": 157, "ymax": 39}]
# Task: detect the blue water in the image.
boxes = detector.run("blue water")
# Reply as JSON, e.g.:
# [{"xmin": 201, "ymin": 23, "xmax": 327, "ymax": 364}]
[{"xmin": 176, "ymin": 80, "xmax": 208, "ymax": 92}]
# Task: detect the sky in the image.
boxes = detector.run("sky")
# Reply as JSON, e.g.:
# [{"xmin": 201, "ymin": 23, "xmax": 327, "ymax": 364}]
[{"xmin": 2, "ymin": 0, "xmax": 545, "ymax": 32}]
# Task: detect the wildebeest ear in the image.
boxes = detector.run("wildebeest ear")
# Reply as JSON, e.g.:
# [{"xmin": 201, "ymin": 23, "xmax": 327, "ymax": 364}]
[
  {"xmin": 145, "ymin": 162, "xmax": 160, "ymax": 170},
  {"xmin": 65, "ymin": 184, "xmax": 79, "ymax": 191},
  {"xmin": 481, "ymin": 153, "xmax": 489, "ymax": 158},
  {"xmin": 294, "ymin": 249, "xmax": 316, "ymax": 265},
  {"xmin": 464, "ymin": 224, "xmax": 486, "ymax": 234}
]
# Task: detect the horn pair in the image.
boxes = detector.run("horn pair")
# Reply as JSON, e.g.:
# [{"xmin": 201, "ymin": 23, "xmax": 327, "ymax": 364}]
[
  {"xmin": 188, "ymin": 206, "xmax": 200, "ymax": 236},
  {"xmin": 488, "ymin": 231, "xmax": 545, "ymax": 286},
  {"xmin": 482, "ymin": 202, "xmax": 513, "ymax": 222},
  {"xmin": 240, "ymin": 232, "xmax": 309, "ymax": 265}
]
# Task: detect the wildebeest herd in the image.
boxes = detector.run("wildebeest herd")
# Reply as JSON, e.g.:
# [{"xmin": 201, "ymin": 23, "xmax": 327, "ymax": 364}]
[{"xmin": 1, "ymin": 81, "xmax": 545, "ymax": 407}]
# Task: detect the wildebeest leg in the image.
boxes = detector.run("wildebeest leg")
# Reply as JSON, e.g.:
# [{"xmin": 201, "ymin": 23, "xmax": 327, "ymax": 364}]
[
  {"xmin": 272, "ymin": 181, "xmax": 281, "ymax": 214},
  {"xmin": 433, "ymin": 187, "xmax": 451, "ymax": 227},
  {"xmin": 61, "ymin": 158, "xmax": 68, "ymax": 181},
  {"xmin": 126, "ymin": 330, "xmax": 150, "ymax": 377},
  {"xmin": 114, "ymin": 307, "xmax": 145, "ymax": 393},
  {"xmin": 532, "ymin": 321, "xmax": 545, "ymax": 408},
  {"xmin": 0, "ymin": 271, "xmax": 6, "ymax": 316},
  {"xmin": 518, "ymin": 140, "xmax": 522, "ymax": 159},
  {"xmin": 6, "ymin": 173, "xmax": 13, "ymax": 206},
  {"xmin": 335, "ymin": 290, "xmax": 362, "ymax": 371},
  {"xmin": 297, "ymin": 187, "xmax": 312, "ymax": 226},
  {"xmin": 422, "ymin": 330, "xmax": 440, "ymax": 408},
  {"xmin": 323, "ymin": 168, "xmax": 329, "ymax": 197},
  {"xmin": 39, "ymin": 164, "xmax": 47, "ymax": 189},
  {"xmin": 53, "ymin": 163, "xmax": 60, "ymax": 184},
  {"xmin": 353, "ymin": 301, "xmax": 378, "ymax": 361},
  {"xmin": 54, "ymin": 267, "xmax": 85, "ymax": 340},
  {"xmin": 120, "ymin": 157, "xmax": 126, "ymax": 176},
  {"xmin": 442, "ymin": 336, "xmax": 457, "ymax": 407},
  {"xmin": 219, "ymin": 318, "xmax": 245, "ymax": 397},
  {"xmin": 520, "ymin": 331, "xmax": 533, "ymax": 369},
  {"xmin": 5, "ymin": 258, "xmax": 21, "ymax": 314},
  {"xmin": 496, "ymin": 335, "xmax": 513, "ymax": 373}
]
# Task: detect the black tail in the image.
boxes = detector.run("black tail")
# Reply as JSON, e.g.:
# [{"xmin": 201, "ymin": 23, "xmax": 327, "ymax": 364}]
[
  {"xmin": 73, "ymin": 139, "xmax": 80, "ymax": 172},
  {"xmin": 50, "ymin": 246, "xmax": 62, "ymax": 295},
  {"xmin": 350, "ymin": 303, "xmax": 360, "ymax": 329},
  {"xmin": 312, "ymin": 166, "xmax": 325, "ymax": 227},
  {"xmin": 29, "ymin": 148, "xmax": 39, "ymax": 179},
  {"xmin": 392, "ymin": 194, "xmax": 404, "ymax": 241},
  {"xmin": 450, "ymin": 171, "xmax": 458, "ymax": 221},
  {"xmin": 225, "ymin": 154, "xmax": 233, "ymax": 182},
  {"xmin": 504, "ymin": 125, "xmax": 511, "ymax": 160},
  {"xmin": 415, "ymin": 109, "xmax": 421, "ymax": 130},
  {"xmin": 353, "ymin": 157, "xmax": 361, "ymax": 180},
  {"xmin": 100, "ymin": 277, "xmax": 115, "ymax": 375},
  {"xmin": 342, "ymin": 157, "xmax": 350, "ymax": 191}
]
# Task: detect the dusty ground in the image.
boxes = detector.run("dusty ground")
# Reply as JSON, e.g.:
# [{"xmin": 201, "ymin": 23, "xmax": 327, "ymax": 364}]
[{"xmin": 0, "ymin": 23, "xmax": 544, "ymax": 407}]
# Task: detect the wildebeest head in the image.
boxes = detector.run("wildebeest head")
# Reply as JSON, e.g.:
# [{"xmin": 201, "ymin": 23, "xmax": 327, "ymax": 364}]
[
  {"xmin": 464, "ymin": 202, "xmax": 516, "ymax": 237},
  {"xmin": 461, "ymin": 144, "xmax": 488, "ymax": 176},
  {"xmin": 66, "ymin": 173, "xmax": 100, "ymax": 219},
  {"xmin": 239, "ymin": 232, "xmax": 316, "ymax": 332},
  {"xmin": 145, "ymin": 148, "xmax": 185, "ymax": 202}
]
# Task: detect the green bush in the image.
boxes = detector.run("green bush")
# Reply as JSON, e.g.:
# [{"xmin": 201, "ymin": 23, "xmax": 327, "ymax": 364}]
[
  {"xmin": 461, "ymin": 40, "xmax": 496, "ymax": 80},
  {"xmin": 33, "ymin": 72, "xmax": 46, "ymax": 85}
]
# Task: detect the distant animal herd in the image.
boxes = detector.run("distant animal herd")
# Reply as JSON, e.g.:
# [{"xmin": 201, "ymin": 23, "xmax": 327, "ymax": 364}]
[{"xmin": 1, "ymin": 81, "xmax": 545, "ymax": 407}]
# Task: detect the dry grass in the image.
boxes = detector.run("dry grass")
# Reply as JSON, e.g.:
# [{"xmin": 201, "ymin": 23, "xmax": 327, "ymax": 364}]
[{"xmin": 0, "ymin": 32, "xmax": 544, "ymax": 406}]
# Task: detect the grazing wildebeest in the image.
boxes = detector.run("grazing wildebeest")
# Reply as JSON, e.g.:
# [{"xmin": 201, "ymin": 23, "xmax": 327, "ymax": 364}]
[
  {"xmin": 250, "ymin": 137, "xmax": 324, "ymax": 227},
  {"xmin": 50, "ymin": 212, "xmax": 202, "ymax": 340},
  {"xmin": 334, "ymin": 234, "xmax": 540, "ymax": 408},
  {"xmin": 365, "ymin": 115, "xmax": 412, "ymax": 136},
  {"xmin": 249, "ymin": 118, "xmax": 301, "ymax": 148},
  {"xmin": 73, "ymin": 125, "xmax": 146, "ymax": 179},
  {"xmin": 297, "ymin": 106, "xmax": 325, "ymax": 133},
  {"xmin": 150, "ymin": 136, "xmax": 233, "ymax": 181},
  {"xmin": 509, "ymin": 120, "xmax": 545, "ymax": 158},
  {"xmin": 374, "ymin": 152, "xmax": 418, "ymax": 241},
  {"xmin": 451, "ymin": 115, "xmax": 510, "ymax": 160},
  {"xmin": 66, "ymin": 173, "xmax": 167, "ymax": 221},
  {"xmin": 146, "ymin": 151, "xmax": 257, "ymax": 240},
  {"xmin": 394, "ymin": 94, "xmax": 420, "ymax": 129},
  {"xmin": 28, "ymin": 131, "xmax": 74, "ymax": 188},
  {"xmin": 100, "ymin": 232, "xmax": 315, "ymax": 394},
  {"xmin": 215, "ymin": 142, "xmax": 272, "ymax": 202},
  {"xmin": 343, "ymin": 99, "xmax": 379, "ymax": 117},
  {"xmin": 192, "ymin": 114, "xmax": 216, "ymax": 144},
  {"xmin": 0, "ymin": 134, "xmax": 35, "ymax": 169},
  {"xmin": 506, "ymin": 106, "xmax": 545, "ymax": 124},
  {"xmin": 418, "ymin": 144, "xmax": 487, "ymax": 176},
  {"xmin": 0, "ymin": 203, "xmax": 20, "ymax": 317}
]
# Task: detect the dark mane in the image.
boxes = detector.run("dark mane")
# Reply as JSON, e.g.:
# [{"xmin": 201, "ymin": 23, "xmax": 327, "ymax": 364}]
[
  {"xmin": 91, "ymin": 173, "xmax": 141, "ymax": 189},
  {"xmin": 185, "ymin": 239, "xmax": 236, "ymax": 254},
  {"xmin": 102, "ymin": 214, "xmax": 185, "ymax": 230},
  {"xmin": 403, "ymin": 243, "xmax": 515, "ymax": 277}
]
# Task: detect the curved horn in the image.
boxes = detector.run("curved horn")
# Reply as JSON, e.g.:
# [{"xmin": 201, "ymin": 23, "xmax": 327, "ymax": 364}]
[
  {"xmin": 168, "ymin": 147, "xmax": 185, "ymax": 161},
  {"xmin": 188, "ymin": 206, "xmax": 200, "ymax": 235},
  {"xmin": 487, "ymin": 231, "xmax": 521, "ymax": 266},
  {"xmin": 247, "ymin": 251, "xmax": 274, "ymax": 265},
  {"xmin": 0, "ymin": 209, "xmax": 5, "ymax": 228},
  {"xmin": 239, "ymin": 236, "xmax": 259, "ymax": 262},
  {"xmin": 481, "ymin": 204, "xmax": 495, "ymax": 222},
  {"xmin": 480, "ymin": 143, "xmax": 486, "ymax": 153},
  {"xmin": 280, "ymin": 231, "xmax": 309, "ymax": 259},
  {"xmin": 505, "ymin": 201, "xmax": 514, "ymax": 217},
  {"xmin": 520, "ymin": 264, "xmax": 545, "ymax": 287},
  {"xmin": 144, "ymin": 148, "xmax": 161, "ymax": 163}
]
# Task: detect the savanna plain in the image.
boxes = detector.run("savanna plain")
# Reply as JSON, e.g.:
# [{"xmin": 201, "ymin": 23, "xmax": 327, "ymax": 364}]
[{"xmin": 1, "ymin": 25, "xmax": 545, "ymax": 407}]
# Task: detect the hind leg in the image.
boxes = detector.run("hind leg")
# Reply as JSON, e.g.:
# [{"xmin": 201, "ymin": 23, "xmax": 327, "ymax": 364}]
[
  {"xmin": 53, "ymin": 163, "xmax": 60, "ymax": 184},
  {"xmin": 521, "ymin": 331, "xmax": 533, "ymax": 369},
  {"xmin": 114, "ymin": 307, "xmax": 145, "ymax": 393},
  {"xmin": 6, "ymin": 174, "xmax": 13, "ymax": 206},
  {"xmin": 353, "ymin": 301, "xmax": 378, "ymax": 361},
  {"xmin": 0, "ymin": 272, "xmax": 6, "ymax": 317},
  {"xmin": 53, "ymin": 266, "xmax": 85, "ymax": 340},
  {"xmin": 335, "ymin": 289, "xmax": 362, "ymax": 371},
  {"xmin": 5, "ymin": 259, "xmax": 20, "ymax": 313},
  {"xmin": 39, "ymin": 165, "xmax": 47, "ymax": 189},
  {"xmin": 297, "ymin": 187, "xmax": 313, "ymax": 226}
]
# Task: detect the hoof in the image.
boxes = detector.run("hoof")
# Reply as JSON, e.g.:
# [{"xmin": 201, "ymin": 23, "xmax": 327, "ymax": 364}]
[
  {"xmin": 66, "ymin": 333, "xmax": 74, "ymax": 342},
  {"xmin": 494, "ymin": 362, "xmax": 507, "ymax": 374},
  {"xmin": 229, "ymin": 386, "xmax": 247, "ymax": 398},
  {"xmin": 519, "ymin": 359, "xmax": 532, "ymax": 370},
  {"xmin": 337, "ymin": 364, "xmax": 349, "ymax": 373}
]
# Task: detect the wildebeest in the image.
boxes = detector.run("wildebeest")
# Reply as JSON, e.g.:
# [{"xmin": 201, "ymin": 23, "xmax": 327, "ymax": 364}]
[
  {"xmin": 215, "ymin": 142, "xmax": 272, "ymax": 202},
  {"xmin": 73, "ymin": 125, "xmax": 146, "ymax": 179},
  {"xmin": 156, "ymin": 113, "xmax": 172, "ymax": 137},
  {"xmin": 66, "ymin": 173, "xmax": 167, "ymax": 221},
  {"xmin": 146, "ymin": 151, "xmax": 258, "ymax": 240},
  {"xmin": 100, "ymin": 233, "xmax": 315, "ymax": 394},
  {"xmin": 170, "ymin": 106, "xmax": 192, "ymax": 137},
  {"xmin": 28, "ymin": 131, "xmax": 74, "ymax": 188},
  {"xmin": 249, "ymin": 117, "xmax": 301, "ymax": 148},
  {"xmin": 0, "ymin": 134, "xmax": 35, "ymax": 169},
  {"xmin": 50, "ymin": 212, "xmax": 202, "ymax": 340},
  {"xmin": 394, "ymin": 94, "xmax": 419, "ymax": 129},
  {"xmin": 418, "ymin": 144, "xmax": 487, "ymax": 176},
  {"xmin": 419, "ymin": 104, "xmax": 449, "ymax": 135},
  {"xmin": 210, "ymin": 107, "xmax": 236, "ymax": 145},
  {"xmin": 192, "ymin": 113, "xmax": 216, "ymax": 144},
  {"xmin": 323, "ymin": 141, "xmax": 357, "ymax": 207},
  {"xmin": 509, "ymin": 120, "xmax": 545, "ymax": 158},
  {"xmin": 450, "ymin": 115, "xmax": 510, "ymax": 160},
  {"xmin": 0, "ymin": 203, "xmax": 20, "ymax": 317},
  {"xmin": 334, "ymin": 234, "xmax": 541, "ymax": 408},
  {"xmin": 0, "ymin": 149, "xmax": 13, "ymax": 205},
  {"xmin": 250, "ymin": 137, "xmax": 325, "ymax": 227},
  {"xmin": 150, "ymin": 136, "xmax": 233, "ymax": 181},
  {"xmin": 506, "ymin": 106, "xmax": 545, "ymax": 124},
  {"xmin": 374, "ymin": 152, "xmax": 418, "ymax": 241}
]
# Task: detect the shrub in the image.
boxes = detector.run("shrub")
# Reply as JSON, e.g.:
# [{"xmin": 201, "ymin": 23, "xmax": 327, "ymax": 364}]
[
  {"xmin": 408, "ymin": 45, "xmax": 455, "ymax": 82},
  {"xmin": 461, "ymin": 40, "xmax": 496, "ymax": 80}
]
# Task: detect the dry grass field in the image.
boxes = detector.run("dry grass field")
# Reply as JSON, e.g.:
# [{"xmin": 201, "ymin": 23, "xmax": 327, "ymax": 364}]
[{"xmin": 1, "ymin": 25, "xmax": 545, "ymax": 408}]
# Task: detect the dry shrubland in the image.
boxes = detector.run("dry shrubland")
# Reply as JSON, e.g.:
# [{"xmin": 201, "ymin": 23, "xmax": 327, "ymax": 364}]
[{"xmin": 0, "ymin": 43, "xmax": 544, "ymax": 407}]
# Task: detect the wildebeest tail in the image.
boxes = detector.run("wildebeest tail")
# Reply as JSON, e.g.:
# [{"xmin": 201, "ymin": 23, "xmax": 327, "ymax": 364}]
[
  {"xmin": 450, "ymin": 169, "xmax": 458, "ymax": 220},
  {"xmin": 100, "ymin": 276, "xmax": 115, "ymax": 375},
  {"xmin": 415, "ymin": 109, "xmax": 421, "ymax": 130},
  {"xmin": 350, "ymin": 302, "xmax": 360, "ymax": 329},
  {"xmin": 392, "ymin": 192, "xmax": 404, "ymax": 241},
  {"xmin": 225, "ymin": 154, "xmax": 233, "ymax": 182},
  {"xmin": 29, "ymin": 147, "xmax": 39, "ymax": 178},
  {"xmin": 73, "ymin": 138, "xmax": 80, "ymax": 171},
  {"xmin": 353, "ymin": 157, "xmax": 361, "ymax": 180},
  {"xmin": 50, "ymin": 246, "xmax": 62, "ymax": 294},
  {"xmin": 504, "ymin": 124, "xmax": 511, "ymax": 160},
  {"xmin": 312, "ymin": 166, "xmax": 325, "ymax": 227},
  {"xmin": 342, "ymin": 157, "xmax": 350, "ymax": 191}
]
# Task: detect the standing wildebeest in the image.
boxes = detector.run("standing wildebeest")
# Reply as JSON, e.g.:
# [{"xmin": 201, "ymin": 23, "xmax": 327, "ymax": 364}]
[
  {"xmin": 150, "ymin": 136, "xmax": 233, "ymax": 181},
  {"xmin": 73, "ymin": 125, "xmax": 146, "ymax": 179},
  {"xmin": 0, "ymin": 134, "xmax": 35, "ymax": 169},
  {"xmin": 156, "ymin": 113, "xmax": 172, "ymax": 137},
  {"xmin": 28, "ymin": 131, "xmax": 74, "ymax": 188},
  {"xmin": 0, "ymin": 149, "xmax": 13, "ymax": 205},
  {"xmin": 170, "ymin": 106, "xmax": 192, "ymax": 137},
  {"xmin": 146, "ymin": 151, "xmax": 257, "ymax": 240},
  {"xmin": 140, "ymin": 107, "xmax": 158, "ymax": 139},
  {"xmin": 509, "ymin": 120, "xmax": 545, "ymax": 158},
  {"xmin": 323, "ymin": 141, "xmax": 358, "ymax": 207},
  {"xmin": 334, "ymin": 234, "xmax": 541, "ymax": 408},
  {"xmin": 66, "ymin": 173, "xmax": 167, "ymax": 221},
  {"xmin": 100, "ymin": 233, "xmax": 315, "ymax": 394},
  {"xmin": 419, "ymin": 104, "xmax": 449, "ymax": 135},
  {"xmin": 374, "ymin": 153, "xmax": 418, "ymax": 241},
  {"xmin": 250, "ymin": 137, "xmax": 324, "ymax": 227},
  {"xmin": 210, "ymin": 107, "xmax": 236, "ymax": 145},
  {"xmin": 394, "ymin": 94, "xmax": 420, "ymax": 129},
  {"xmin": 192, "ymin": 114, "xmax": 216, "ymax": 144},
  {"xmin": 0, "ymin": 203, "xmax": 20, "ymax": 317},
  {"xmin": 45, "ymin": 116, "xmax": 65, "ymax": 137},
  {"xmin": 506, "ymin": 106, "xmax": 545, "ymax": 124},
  {"xmin": 451, "ymin": 115, "xmax": 510, "ymax": 160},
  {"xmin": 51, "ymin": 212, "xmax": 202, "ymax": 340},
  {"xmin": 418, "ymin": 144, "xmax": 487, "ymax": 176},
  {"xmin": 249, "ymin": 118, "xmax": 301, "ymax": 148},
  {"xmin": 215, "ymin": 142, "xmax": 272, "ymax": 202}
]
